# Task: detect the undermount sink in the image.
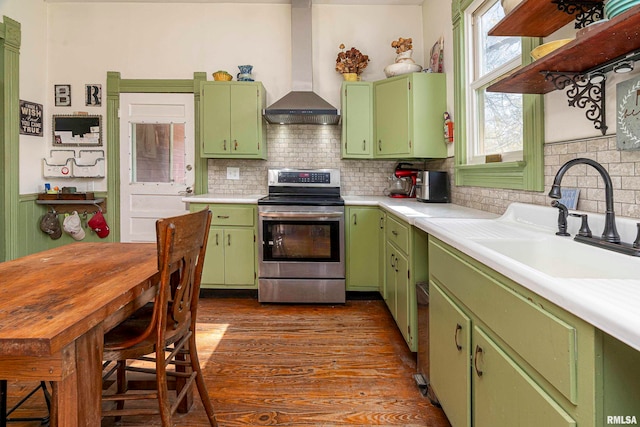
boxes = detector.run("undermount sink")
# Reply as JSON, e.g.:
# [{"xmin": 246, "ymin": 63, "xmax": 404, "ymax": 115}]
[
  {"xmin": 418, "ymin": 202, "xmax": 640, "ymax": 281},
  {"xmin": 472, "ymin": 236, "xmax": 639, "ymax": 280}
]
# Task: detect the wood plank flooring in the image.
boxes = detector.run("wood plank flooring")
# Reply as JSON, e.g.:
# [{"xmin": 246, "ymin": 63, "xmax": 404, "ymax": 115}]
[{"xmin": 4, "ymin": 297, "xmax": 450, "ymax": 426}]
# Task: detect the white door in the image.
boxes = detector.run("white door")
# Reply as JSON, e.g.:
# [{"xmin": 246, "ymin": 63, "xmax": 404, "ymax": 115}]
[{"xmin": 120, "ymin": 93, "xmax": 195, "ymax": 242}]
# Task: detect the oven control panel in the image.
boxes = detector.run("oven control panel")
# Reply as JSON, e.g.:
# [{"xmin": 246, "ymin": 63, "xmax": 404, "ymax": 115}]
[
  {"xmin": 267, "ymin": 169, "xmax": 340, "ymax": 187},
  {"xmin": 278, "ymin": 171, "xmax": 330, "ymax": 184}
]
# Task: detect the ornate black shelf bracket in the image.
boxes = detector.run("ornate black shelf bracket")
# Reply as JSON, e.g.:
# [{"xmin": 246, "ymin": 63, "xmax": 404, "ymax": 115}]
[
  {"xmin": 544, "ymin": 71, "xmax": 607, "ymax": 135},
  {"xmin": 551, "ymin": 0, "xmax": 604, "ymax": 28}
]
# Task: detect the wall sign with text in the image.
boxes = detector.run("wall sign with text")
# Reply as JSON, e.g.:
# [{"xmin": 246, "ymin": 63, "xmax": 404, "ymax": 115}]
[
  {"xmin": 617, "ymin": 75, "xmax": 640, "ymax": 151},
  {"xmin": 19, "ymin": 100, "xmax": 43, "ymax": 136}
]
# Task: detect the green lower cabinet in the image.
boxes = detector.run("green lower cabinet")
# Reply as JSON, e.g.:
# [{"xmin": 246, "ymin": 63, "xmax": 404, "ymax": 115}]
[
  {"xmin": 473, "ymin": 326, "xmax": 576, "ymax": 427},
  {"xmin": 382, "ymin": 214, "xmax": 429, "ymax": 351},
  {"xmin": 429, "ymin": 282, "xmax": 471, "ymax": 427},
  {"xmin": 190, "ymin": 203, "xmax": 257, "ymax": 289},
  {"xmin": 345, "ymin": 207, "xmax": 382, "ymax": 291},
  {"xmin": 426, "ymin": 236, "xmax": 640, "ymax": 427},
  {"xmin": 202, "ymin": 227, "xmax": 255, "ymax": 287}
]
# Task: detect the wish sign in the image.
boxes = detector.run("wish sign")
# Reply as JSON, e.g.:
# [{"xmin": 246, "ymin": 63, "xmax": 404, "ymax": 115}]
[
  {"xmin": 19, "ymin": 100, "xmax": 43, "ymax": 137},
  {"xmin": 617, "ymin": 75, "xmax": 640, "ymax": 151}
]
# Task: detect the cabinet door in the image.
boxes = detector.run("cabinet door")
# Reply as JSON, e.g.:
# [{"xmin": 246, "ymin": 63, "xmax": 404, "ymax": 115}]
[
  {"xmin": 375, "ymin": 77, "xmax": 410, "ymax": 157},
  {"xmin": 430, "ymin": 282, "xmax": 471, "ymax": 427},
  {"xmin": 202, "ymin": 84, "xmax": 231, "ymax": 156},
  {"xmin": 385, "ymin": 240, "xmax": 398, "ymax": 318},
  {"xmin": 341, "ymin": 83, "xmax": 373, "ymax": 158},
  {"xmin": 346, "ymin": 207, "xmax": 380, "ymax": 290},
  {"xmin": 473, "ymin": 326, "xmax": 576, "ymax": 427},
  {"xmin": 378, "ymin": 211, "xmax": 386, "ymax": 297},
  {"xmin": 394, "ymin": 250, "xmax": 410, "ymax": 346},
  {"xmin": 230, "ymin": 84, "xmax": 261, "ymax": 156},
  {"xmin": 201, "ymin": 227, "xmax": 226, "ymax": 286},
  {"xmin": 223, "ymin": 227, "xmax": 255, "ymax": 286}
]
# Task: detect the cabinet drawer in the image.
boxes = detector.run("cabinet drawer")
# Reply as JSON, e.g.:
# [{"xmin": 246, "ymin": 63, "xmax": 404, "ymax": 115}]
[
  {"xmin": 210, "ymin": 206, "xmax": 255, "ymax": 226},
  {"xmin": 385, "ymin": 215, "xmax": 409, "ymax": 254},
  {"xmin": 429, "ymin": 238, "xmax": 577, "ymax": 404}
]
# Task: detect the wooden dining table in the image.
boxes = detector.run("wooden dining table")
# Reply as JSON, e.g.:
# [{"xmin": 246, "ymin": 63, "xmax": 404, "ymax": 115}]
[{"xmin": 0, "ymin": 242, "xmax": 160, "ymax": 427}]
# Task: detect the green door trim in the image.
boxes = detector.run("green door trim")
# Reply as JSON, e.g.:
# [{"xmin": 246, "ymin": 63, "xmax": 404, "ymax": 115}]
[
  {"xmin": 1, "ymin": 16, "xmax": 21, "ymax": 261},
  {"xmin": 106, "ymin": 71, "xmax": 207, "ymax": 241}
]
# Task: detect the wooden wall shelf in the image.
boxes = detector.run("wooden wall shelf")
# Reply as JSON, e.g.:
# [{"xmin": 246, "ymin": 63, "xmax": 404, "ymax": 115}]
[
  {"xmin": 487, "ymin": 5, "xmax": 640, "ymax": 95},
  {"xmin": 36, "ymin": 198, "xmax": 106, "ymax": 215},
  {"xmin": 490, "ymin": 0, "xmax": 604, "ymax": 37}
]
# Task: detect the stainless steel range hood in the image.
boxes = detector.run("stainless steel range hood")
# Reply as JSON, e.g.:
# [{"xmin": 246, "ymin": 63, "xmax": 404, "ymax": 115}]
[{"xmin": 263, "ymin": 0, "xmax": 340, "ymax": 125}]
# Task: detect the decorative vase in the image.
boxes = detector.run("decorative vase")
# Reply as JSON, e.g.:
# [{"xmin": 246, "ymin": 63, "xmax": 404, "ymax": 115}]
[
  {"xmin": 343, "ymin": 73, "xmax": 360, "ymax": 82},
  {"xmin": 395, "ymin": 49, "xmax": 415, "ymax": 64},
  {"xmin": 237, "ymin": 64, "xmax": 254, "ymax": 81}
]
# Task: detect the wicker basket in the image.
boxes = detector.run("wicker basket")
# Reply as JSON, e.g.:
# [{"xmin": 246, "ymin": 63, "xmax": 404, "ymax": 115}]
[{"xmin": 213, "ymin": 72, "xmax": 233, "ymax": 81}]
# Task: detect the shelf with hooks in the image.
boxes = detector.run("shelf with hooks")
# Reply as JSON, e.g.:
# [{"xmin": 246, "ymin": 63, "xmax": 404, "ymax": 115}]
[{"xmin": 36, "ymin": 197, "xmax": 106, "ymax": 215}]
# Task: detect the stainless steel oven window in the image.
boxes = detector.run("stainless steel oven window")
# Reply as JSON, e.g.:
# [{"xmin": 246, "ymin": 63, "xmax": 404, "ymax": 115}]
[{"xmin": 262, "ymin": 220, "xmax": 340, "ymax": 262}]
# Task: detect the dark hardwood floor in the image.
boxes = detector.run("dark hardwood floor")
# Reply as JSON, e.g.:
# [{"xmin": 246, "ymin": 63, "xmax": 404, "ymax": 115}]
[{"xmin": 5, "ymin": 297, "xmax": 450, "ymax": 426}]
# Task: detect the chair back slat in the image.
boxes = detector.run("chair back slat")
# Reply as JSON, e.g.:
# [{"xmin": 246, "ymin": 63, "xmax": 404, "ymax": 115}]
[{"xmin": 155, "ymin": 208, "xmax": 212, "ymax": 336}]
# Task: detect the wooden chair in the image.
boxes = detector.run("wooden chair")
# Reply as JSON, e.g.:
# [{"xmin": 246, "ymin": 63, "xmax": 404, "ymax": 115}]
[{"xmin": 101, "ymin": 208, "xmax": 217, "ymax": 426}]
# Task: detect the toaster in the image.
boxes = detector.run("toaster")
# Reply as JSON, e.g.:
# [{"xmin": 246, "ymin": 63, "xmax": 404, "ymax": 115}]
[{"xmin": 416, "ymin": 171, "xmax": 449, "ymax": 203}]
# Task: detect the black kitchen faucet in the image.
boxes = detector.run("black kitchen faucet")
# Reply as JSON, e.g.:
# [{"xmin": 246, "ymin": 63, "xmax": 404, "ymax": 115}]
[{"xmin": 549, "ymin": 158, "xmax": 640, "ymax": 256}]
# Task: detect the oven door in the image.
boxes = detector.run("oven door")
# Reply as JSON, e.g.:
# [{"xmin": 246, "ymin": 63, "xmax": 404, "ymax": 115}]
[{"xmin": 258, "ymin": 206, "xmax": 345, "ymax": 279}]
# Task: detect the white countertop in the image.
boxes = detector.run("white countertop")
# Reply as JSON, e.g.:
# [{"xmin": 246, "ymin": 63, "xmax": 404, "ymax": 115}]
[
  {"xmin": 414, "ymin": 202, "xmax": 640, "ymax": 352},
  {"xmin": 183, "ymin": 194, "xmax": 640, "ymax": 350},
  {"xmin": 342, "ymin": 196, "xmax": 498, "ymax": 223}
]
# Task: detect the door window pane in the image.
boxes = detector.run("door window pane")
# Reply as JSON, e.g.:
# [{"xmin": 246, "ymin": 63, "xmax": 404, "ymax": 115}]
[{"xmin": 131, "ymin": 123, "xmax": 186, "ymax": 183}]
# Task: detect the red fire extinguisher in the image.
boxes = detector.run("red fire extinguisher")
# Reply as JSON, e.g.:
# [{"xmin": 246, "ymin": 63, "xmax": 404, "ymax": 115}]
[{"xmin": 444, "ymin": 112, "xmax": 454, "ymax": 143}]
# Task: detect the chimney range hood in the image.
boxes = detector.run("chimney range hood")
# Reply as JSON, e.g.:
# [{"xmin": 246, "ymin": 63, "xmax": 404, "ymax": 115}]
[{"xmin": 263, "ymin": 0, "xmax": 340, "ymax": 125}]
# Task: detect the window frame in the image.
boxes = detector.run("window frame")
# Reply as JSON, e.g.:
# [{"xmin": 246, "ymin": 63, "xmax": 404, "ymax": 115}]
[{"xmin": 452, "ymin": 0, "xmax": 544, "ymax": 191}]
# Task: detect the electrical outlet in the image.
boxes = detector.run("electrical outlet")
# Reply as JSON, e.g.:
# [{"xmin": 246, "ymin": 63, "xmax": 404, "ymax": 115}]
[{"xmin": 227, "ymin": 167, "xmax": 240, "ymax": 180}]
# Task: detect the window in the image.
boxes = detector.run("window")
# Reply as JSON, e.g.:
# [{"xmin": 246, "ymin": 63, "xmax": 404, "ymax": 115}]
[
  {"xmin": 131, "ymin": 123, "xmax": 186, "ymax": 184},
  {"xmin": 468, "ymin": 0, "xmax": 522, "ymax": 163},
  {"xmin": 453, "ymin": 0, "xmax": 544, "ymax": 191}
]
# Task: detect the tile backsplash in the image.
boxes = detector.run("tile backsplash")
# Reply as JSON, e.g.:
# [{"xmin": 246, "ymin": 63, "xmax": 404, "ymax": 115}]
[
  {"xmin": 207, "ymin": 124, "xmax": 401, "ymax": 196},
  {"xmin": 207, "ymin": 125, "xmax": 640, "ymax": 221},
  {"xmin": 427, "ymin": 135, "xmax": 640, "ymax": 220}
]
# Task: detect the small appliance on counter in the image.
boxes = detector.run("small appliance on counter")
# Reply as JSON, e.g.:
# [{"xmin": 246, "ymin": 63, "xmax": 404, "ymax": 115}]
[
  {"xmin": 385, "ymin": 162, "xmax": 420, "ymax": 198},
  {"xmin": 416, "ymin": 170, "xmax": 449, "ymax": 203}
]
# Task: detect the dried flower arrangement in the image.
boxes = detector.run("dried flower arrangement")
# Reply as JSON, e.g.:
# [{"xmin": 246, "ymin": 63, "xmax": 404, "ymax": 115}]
[
  {"xmin": 335, "ymin": 44, "xmax": 370, "ymax": 75},
  {"xmin": 391, "ymin": 37, "xmax": 413, "ymax": 54}
]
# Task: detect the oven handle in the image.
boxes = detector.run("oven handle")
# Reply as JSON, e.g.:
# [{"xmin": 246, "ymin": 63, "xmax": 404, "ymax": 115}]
[{"xmin": 259, "ymin": 212, "xmax": 344, "ymax": 219}]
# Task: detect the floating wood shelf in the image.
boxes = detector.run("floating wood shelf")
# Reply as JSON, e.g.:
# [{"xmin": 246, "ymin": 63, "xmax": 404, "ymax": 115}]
[
  {"xmin": 487, "ymin": 5, "xmax": 640, "ymax": 95},
  {"xmin": 489, "ymin": 0, "xmax": 604, "ymax": 37}
]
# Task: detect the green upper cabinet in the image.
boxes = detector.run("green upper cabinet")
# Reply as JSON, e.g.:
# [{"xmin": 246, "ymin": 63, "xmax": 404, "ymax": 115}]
[
  {"xmin": 341, "ymin": 82, "xmax": 373, "ymax": 159},
  {"xmin": 201, "ymin": 81, "xmax": 266, "ymax": 159},
  {"xmin": 374, "ymin": 72, "xmax": 447, "ymax": 159}
]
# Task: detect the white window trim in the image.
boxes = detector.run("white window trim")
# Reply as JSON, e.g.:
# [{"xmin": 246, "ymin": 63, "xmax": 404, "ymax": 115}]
[{"xmin": 464, "ymin": 0, "xmax": 523, "ymax": 165}]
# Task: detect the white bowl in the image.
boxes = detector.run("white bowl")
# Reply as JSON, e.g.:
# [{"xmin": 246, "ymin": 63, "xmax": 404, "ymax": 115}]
[
  {"xmin": 384, "ymin": 62, "xmax": 422, "ymax": 78},
  {"xmin": 501, "ymin": 0, "xmax": 523, "ymax": 14}
]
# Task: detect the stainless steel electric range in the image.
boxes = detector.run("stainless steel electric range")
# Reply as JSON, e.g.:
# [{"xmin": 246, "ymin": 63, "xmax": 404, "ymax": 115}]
[{"xmin": 257, "ymin": 168, "xmax": 345, "ymax": 303}]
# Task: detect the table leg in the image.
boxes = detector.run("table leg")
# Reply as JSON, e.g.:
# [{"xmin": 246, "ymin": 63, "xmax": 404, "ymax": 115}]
[{"xmin": 51, "ymin": 324, "xmax": 103, "ymax": 427}]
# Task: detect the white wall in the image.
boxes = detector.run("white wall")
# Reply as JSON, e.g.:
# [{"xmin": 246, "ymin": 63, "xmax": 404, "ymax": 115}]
[
  {"xmin": 0, "ymin": 0, "xmax": 49, "ymax": 194},
  {"xmin": 36, "ymin": 1, "xmax": 423, "ymax": 193},
  {"xmin": 45, "ymin": 2, "xmax": 423, "ymax": 111}
]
